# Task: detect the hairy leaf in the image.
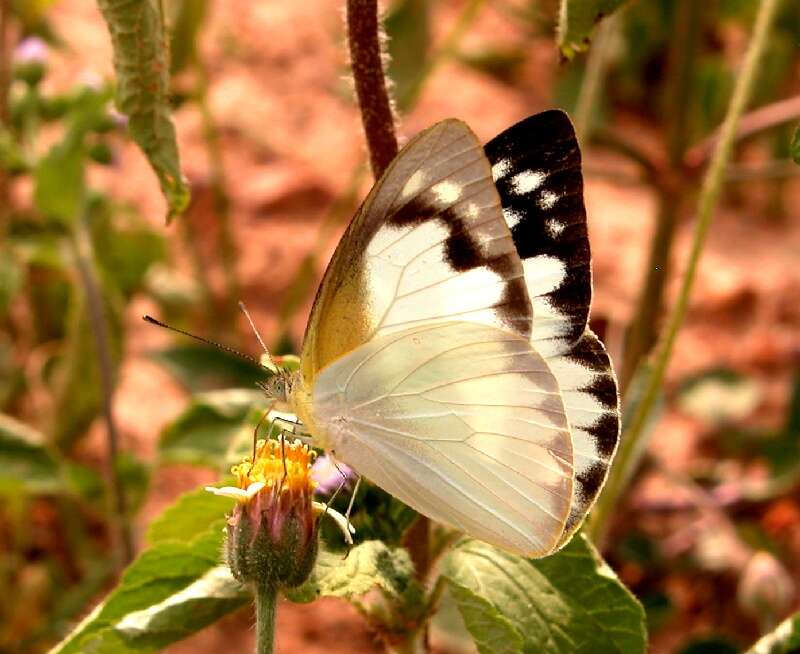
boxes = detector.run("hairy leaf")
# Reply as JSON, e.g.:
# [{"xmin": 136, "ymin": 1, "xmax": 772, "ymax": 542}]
[
  {"xmin": 791, "ymin": 126, "xmax": 800, "ymax": 165},
  {"xmin": 443, "ymin": 535, "xmax": 647, "ymax": 654},
  {"xmin": 96, "ymin": 0, "xmax": 190, "ymax": 220},
  {"xmin": 285, "ymin": 540, "xmax": 416, "ymax": 604},
  {"xmin": 49, "ymin": 533, "xmax": 248, "ymax": 654},
  {"xmin": 446, "ymin": 583, "xmax": 524, "ymax": 654},
  {"xmin": 557, "ymin": 0, "xmax": 629, "ymax": 58},
  {"xmin": 146, "ymin": 487, "xmax": 231, "ymax": 546}
]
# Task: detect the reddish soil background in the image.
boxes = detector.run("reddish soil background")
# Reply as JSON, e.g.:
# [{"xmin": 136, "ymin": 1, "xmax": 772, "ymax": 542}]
[{"xmin": 33, "ymin": 1, "xmax": 800, "ymax": 652}]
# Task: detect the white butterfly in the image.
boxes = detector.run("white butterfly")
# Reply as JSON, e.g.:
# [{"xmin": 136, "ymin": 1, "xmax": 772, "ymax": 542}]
[{"xmin": 271, "ymin": 111, "xmax": 620, "ymax": 557}]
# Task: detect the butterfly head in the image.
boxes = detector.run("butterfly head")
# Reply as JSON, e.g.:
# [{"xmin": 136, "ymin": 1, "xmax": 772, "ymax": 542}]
[{"xmin": 262, "ymin": 368, "xmax": 297, "ymax": 404}]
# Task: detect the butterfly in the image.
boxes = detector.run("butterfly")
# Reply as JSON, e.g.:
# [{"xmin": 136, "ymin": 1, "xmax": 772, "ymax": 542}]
[{"xmin": 268, "ymin": 110, "xmax": 620, "ymax": 557}]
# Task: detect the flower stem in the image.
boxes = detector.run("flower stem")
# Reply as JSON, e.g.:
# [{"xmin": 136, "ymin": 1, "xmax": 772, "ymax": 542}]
[
  {"xmin": 72, "ymin": 220, "xmax": 134, "ymax": 566},
  {"xmin": 587, "ymin": 0, "xmax": 783, "ymax": 548},
  {"xmin": 254, "ymin": 583, "xmax": 278, "ymax": 654}
]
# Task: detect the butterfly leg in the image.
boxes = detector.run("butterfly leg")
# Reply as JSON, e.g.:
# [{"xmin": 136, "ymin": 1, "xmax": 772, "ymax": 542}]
[
  {"xmin": 344, "ymin": 474, "xmax": 362, "ymax": 539},
  {"xmin": 251, "ymin": 407, "xmax": 274, "ymax": 463},
  {"xmin": 271, "ymin": 415, "xmax": 317, "ymax": 448}
]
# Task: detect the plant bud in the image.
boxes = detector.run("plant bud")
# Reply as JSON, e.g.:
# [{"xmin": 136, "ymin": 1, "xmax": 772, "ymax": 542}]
[
  {"xmin": 13, "ymin": 37, "xmax": 48, "ymax": 86},
  {"xmin": 737, "ymin": 551, "xmax": 794, "ymax": 628}
]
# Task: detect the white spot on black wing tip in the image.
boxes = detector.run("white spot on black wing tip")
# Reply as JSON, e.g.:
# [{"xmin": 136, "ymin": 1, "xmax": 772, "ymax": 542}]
[
  {"xmin": 538, "ymin": 190, "xmax": 559, "ymax": 209},
  {"xmin": 510, "ymin": 170, "xmax": 546, "ymax": 195},
  {"xmin": 491, "ymin": 159, "xmax": 512, "ymax": 181},
  {"xmin": 546, "ymin": 219, "xmax": 565, "ymax": 238},
  {"xmin": 502, "ymin": 208, "xmax": 523, "ymax": 229}
]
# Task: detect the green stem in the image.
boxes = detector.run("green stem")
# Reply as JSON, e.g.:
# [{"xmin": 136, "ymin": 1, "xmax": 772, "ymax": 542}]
[
  {"xmin": 618, "ymin": 0, "xmax": 699, "ymax": 396},
  {"xmin": 572, "ymin": 12, "xmax": 619, "ymax": 143},
  {"xmin": 587, "ymin": 0, "xmax": 783, "ymax": 548},
  {"xmin": 254, "ymin": 583, "xmax": 278, "ymax": 654}
]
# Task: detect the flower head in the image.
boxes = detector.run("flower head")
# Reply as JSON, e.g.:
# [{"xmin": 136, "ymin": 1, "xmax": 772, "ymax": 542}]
[
  {"xmin": 14, "ymin": 37, "xmax": 48, "ymax": 65},
  {"xmin": 206, "ymin": 438, "xmax": 353, "ymax": 589},
  {"xmin": 13, "ymin": 37, "xmax": 48, "ymax": 86},
  {"xmin": 311, "ymin": 454, "xmax": 355, "ymax": 496}
]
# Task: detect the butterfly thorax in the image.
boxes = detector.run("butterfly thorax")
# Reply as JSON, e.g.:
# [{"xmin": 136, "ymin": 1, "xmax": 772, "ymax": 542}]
[{"xmin": 285, "ymin": 372, "xmax": 328, "ymax": 449}]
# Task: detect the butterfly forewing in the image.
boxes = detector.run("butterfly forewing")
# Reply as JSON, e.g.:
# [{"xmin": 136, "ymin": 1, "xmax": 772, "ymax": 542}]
[
  {"xmin": 301, "ymin": 119, "xmax": 533, "ymax": 386},
  {"xmin": 485, "ymin": 111, "xmax": 620, "ymax": 544}
]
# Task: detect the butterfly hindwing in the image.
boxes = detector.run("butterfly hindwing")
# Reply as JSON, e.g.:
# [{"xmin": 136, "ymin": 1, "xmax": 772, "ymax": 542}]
[
  {"xmin": 486, "ymin": 111, "xmax": 620, "ymax": 543},
  {"xmin": 312, "ymin": 321, "xmax": 574, "ymax": 556}
]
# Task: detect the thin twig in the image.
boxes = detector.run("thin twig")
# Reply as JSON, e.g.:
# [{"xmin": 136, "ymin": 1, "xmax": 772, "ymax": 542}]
[
  {"xmin": 588, "ymin": 0, "xmax": 784, "ymax": 548},
  {"xmin": 72, "ymin": 224, "xmax": 134, "ymax": 566},
  {"xmin": 685, "ymin": 94, "xmax": 800, "ymax": 168},
  {"xmin": 347, "ymin": 0, "xmax": 398, "ymax": 177}
]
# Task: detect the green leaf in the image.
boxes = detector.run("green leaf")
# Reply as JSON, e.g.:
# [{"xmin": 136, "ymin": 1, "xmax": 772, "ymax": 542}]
[
  {"xmin": 746, "ymin": 612, "xmax": 800, "ymax": 654},
  {"xmin": 442, "ymin": 535, "xmax": 647, "ymax": 654},
  {"xmin": 385, "ymin": 0, "xmax": 430, "ymax": 111},
  {"xmin": 148, "ymin": 344, "xmax": 269, "ymax": 393},
  {"xmin": 169, "ymin": 0, "xmax": 209, "ymax": 75},
  {"xmin": 158, "ymin": 389, "xmax": 264, "ymax": 467},
  {"xmin": 0, "ymin": 412, "xmax": 60, "ymax": 492},
  {"xmin": 146, "ymin": 487, "xmax": 231, "ymax": 546},
  {"xmin": 49, "ymin": 534, "xmax": 248, "ymax": 654},
  {"xmin": 285, "ymin": 540, "xmax": 415, "ymax": 604},
  {"xmin": 87, "ymin": 196, "xmax": 166, "ymax": 298},
  {"xmin": 33, "ymin": 85, "xmax": 111, "ymax": 224},
  {"xmin": 557, "ymin": 0, "xmax": 629, "ymax": 58},
  {"xmin": 33, "ymin": 129, "xmax": 85, "ymax": 224},
  {"xmin": 446, "ymin": 583, "xmax": 524, "ymax": 654},
  {"xmin": 0, "ymin": 246, "xmax": 24, "ymax": 317},
  {"xmin": 791, "ymin": 126, "xmax": 800, "ymax": 165},
  {"xmin": 96, "ymin": 0, "xmax": 190, "ymax": 221}
]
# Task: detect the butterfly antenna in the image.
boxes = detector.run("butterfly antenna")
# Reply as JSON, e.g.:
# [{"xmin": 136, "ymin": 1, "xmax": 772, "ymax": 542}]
[
  {"xmin": 142, "ymin": 315, "xmax": 263, "ymax": 367},
  {"xmin": 238, "ymin": 301, "xmax": 277, "ymax": 369}
]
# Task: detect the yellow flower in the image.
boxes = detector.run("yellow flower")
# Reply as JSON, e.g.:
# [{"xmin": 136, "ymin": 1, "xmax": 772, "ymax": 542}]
[{"xmin": 206, "ymin": 438, "xmax": 352, "ymax": 589}]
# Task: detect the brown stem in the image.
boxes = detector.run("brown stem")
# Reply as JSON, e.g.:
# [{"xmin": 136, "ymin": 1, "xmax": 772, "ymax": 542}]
[
  {"xmin": 72, "ymin": 226, "xmax": 135, "ymax": 566},
  {"xmin": 346, "ymin": 1, "xmax": 431, "ymax": 643},
  {"xmin": 347, "ymin": 0, "xmax": 398, "ymax": 177}
]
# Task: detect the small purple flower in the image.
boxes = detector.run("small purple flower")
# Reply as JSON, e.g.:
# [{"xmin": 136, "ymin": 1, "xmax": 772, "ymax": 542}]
[
  {"xmin": 14, "ymin": 36, "xmax": 48, "ymax": 65},
  {"xmin": 109, "ymin": 109, "xmax": 129, "ymax": 130},
  {"xmin": 311, "ymin": 455, "xmax": 355, "ymax": 495}
]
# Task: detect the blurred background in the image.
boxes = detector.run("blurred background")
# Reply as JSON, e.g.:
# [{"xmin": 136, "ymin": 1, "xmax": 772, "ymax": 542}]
[{"xmin": 1, "ymin": 1, "xmax": 799, "ymax": 653}]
